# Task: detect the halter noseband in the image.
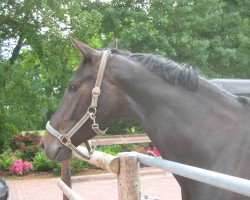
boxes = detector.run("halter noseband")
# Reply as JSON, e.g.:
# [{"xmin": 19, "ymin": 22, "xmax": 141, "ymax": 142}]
[{"xmin": 46, "ymin": 50, "xmax": 111, "ymax": 160}]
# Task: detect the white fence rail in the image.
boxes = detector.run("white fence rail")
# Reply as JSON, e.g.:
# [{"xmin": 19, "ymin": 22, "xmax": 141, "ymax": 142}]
[
  {"xmin": 58, "ymin": 179, "xmax": 84, "ymax": 200},
  {"xmin": 136, "ymin": 152, "xmax": 250, "ymax": 197}
]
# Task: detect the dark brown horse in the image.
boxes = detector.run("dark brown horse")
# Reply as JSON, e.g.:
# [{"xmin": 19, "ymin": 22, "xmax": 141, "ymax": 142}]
[{"xmin": 41, "ymin": 38, "xmax": 250, "ymax": 200}]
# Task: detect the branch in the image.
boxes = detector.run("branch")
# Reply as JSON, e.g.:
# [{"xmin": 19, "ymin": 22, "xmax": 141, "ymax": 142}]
[{"xmin": 9, "ymin": 35, "xmax": 24, "ymax": 64}]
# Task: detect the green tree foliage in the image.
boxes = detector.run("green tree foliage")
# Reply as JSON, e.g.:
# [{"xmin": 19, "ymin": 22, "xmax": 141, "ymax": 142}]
[
  {"xmin": 0, "ymin": 0, "xmax": 249, "ymax": 143},
  {"xmin": 97, "ymin": 0, "xmax": 249, "ymax": 78},
  {"xmin": 0, "ymin": 0, "xmax": 103, "ymax": 132}
]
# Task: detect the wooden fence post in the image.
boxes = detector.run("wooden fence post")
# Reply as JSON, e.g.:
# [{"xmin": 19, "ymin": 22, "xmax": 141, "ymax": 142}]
[
  {"xmin": 117, "ymin": 152, "xmax": 141, "ymax": 200},
  {"xmin": 61, "ymin": 160, "xmax": 72, "ymax": 200}
]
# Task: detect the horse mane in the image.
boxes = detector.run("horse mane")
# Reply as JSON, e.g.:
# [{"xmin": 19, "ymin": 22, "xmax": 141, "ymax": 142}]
[{"xmin": 111, "ymin": 49, "xmax": 199, "ymax": 90}]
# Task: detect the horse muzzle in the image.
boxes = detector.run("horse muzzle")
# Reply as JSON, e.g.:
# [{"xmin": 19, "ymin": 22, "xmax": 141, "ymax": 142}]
[{"xmin": 41, "ymin": 131, "xmax": 72, "ymax": 161}]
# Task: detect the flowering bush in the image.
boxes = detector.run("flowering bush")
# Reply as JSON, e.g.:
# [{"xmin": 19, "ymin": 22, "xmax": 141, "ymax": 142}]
[
  {"xmin": 10, "ymin": 132, "xmax": 41, "ymax": 150},
  {"xmin": 9, "ymin": 132, "xmax": 41, "ymax": 161},
  {"xmin": 141, "ymin": 146, "xmax": 161, "ymax": 157},
  {"xmin": 9, "ymin": 159, "xmax": 33, "ymax": 175}
]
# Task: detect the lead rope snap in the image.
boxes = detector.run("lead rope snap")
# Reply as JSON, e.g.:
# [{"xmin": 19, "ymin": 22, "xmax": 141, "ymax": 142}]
[{"xmin": 88, "ymin": 109, "xmax": 108, "ymax": 156}]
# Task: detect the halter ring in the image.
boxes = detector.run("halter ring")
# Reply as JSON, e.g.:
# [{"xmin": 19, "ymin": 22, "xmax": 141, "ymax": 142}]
[{"xmin": 60, "ymin": 135, "xmax": 71, "ymax": 146}]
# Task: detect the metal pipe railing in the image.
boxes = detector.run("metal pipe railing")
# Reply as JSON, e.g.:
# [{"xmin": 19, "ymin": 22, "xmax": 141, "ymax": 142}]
[{"xmin": 135, "ymin": 152, "xmax": 250, "ymax": 197}]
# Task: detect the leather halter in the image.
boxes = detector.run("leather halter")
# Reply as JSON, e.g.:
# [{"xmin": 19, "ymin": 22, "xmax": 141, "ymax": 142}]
[{"xmin": 46, "ymin": 50, "xmax": 111, "ymax": 160}]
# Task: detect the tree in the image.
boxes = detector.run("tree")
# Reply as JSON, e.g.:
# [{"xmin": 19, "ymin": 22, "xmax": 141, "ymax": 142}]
[
  {"xmin": 94, "ymin": 0, "xmax": 249, "ymax": 78},
  {"xmin": 0, "ymin": 0, "xmax": 103, "ymax": 131},
  {"xmin": 0, "ymin": 0, "xmax": 249, "ymax": 136}
]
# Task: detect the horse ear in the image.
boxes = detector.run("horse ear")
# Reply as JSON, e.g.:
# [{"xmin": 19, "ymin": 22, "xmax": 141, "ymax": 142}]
[
  {"xmin": 108, "ymin": 39, "xmax": 118, "ymax": 48},
  {"xmin": 69, "ymin": 37, "xmax": 99, "ymax": 58}
]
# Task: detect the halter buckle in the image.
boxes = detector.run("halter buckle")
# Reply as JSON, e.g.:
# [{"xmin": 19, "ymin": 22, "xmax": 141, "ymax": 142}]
[
  {"xmin": 60, "ymin": 135, "xmax": 71, "ymax": 146},
  {"xmin": 91, "ymin": 123, "xmax": 99, "ymax": 129},
  {"xmin": 92, "ymin": 123, "xmax": 108, "ymax": 136},
  {"xmin": 88, "ymin": 106, "xmax": 97, "ymax": 115}
]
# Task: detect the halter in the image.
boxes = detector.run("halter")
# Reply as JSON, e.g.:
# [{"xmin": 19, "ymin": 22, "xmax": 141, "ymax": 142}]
[{"xmin": 46, "ymin": 50, "xmax": 111, "ymax": 160}]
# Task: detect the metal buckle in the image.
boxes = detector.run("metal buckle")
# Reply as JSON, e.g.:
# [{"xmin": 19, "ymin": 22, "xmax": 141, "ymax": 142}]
[
  {"xmin": 60, "ymin": 135, "xmax": 71, "ymax": 146},
  {"xmin": 91, "ymin": 123, "xmax": 99, "ymax": 129},
  {"xmin": 91, "ymin": 123, "xmax": 108, "ymax": 136},
  {"xmin": 88, "ymin": 106, "xmax": 96, "ymax": 115}
]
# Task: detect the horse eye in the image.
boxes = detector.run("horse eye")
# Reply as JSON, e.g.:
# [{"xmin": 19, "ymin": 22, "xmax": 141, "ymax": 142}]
[{"xmin": 68, "ymin": 84, "xmax": 77, "ymax": 93}]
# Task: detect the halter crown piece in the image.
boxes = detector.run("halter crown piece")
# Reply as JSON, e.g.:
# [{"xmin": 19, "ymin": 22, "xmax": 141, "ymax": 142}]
[{"xmin": 46, "ymin": 50, "xmax": 111, "ymax": 160}]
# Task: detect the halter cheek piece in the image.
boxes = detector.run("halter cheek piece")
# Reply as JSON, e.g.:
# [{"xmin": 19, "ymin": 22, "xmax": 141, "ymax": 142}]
[{"xmin": 46, "ymin": 50, "xmax": 111, "ymax": 160}]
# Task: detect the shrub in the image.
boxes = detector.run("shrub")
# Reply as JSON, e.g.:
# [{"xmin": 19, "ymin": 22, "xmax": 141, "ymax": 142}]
[
  {"xmin": 0, "ymin": 121, "xmax": 19, "ymax": 153},
  {"xmin": 33, "ymin": 151, "xmax": 60, "ymax": 173},
  {"xmin": 108, "ymin": 119, "xmax": 143, "ymax": 135},
  {"xmin": 71, "ymin": 157, "xmax": 90, "ymax": 175},
  {"xmin": 33, "ymin": 150, "xmax": 91, "ymax": 175},
  {"xmin": 0, "ymin": 148, "xmax": 18, "ymax": 170},
  {"xmin": 9, "ymin": 159, "xmax": 32, "ymax": 175},
  {"xmin": 97, "ymin": 144, "xmax": 134, "ymax": 155},
  {"xmin": 9, "ymin": 132, "xmax": 41, "ymax": 161}
]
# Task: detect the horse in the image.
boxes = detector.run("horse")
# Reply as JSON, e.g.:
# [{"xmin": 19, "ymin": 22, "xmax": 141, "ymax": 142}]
[{"xmin": 41, "ymin": 38, "xmax": 250, "ymax": 200}]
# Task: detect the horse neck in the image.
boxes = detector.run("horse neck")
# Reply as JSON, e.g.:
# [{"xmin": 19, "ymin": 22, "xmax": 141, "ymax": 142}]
[{"xmin": 110, "ymin": 56, "xmax": 246, "ymax": 165}]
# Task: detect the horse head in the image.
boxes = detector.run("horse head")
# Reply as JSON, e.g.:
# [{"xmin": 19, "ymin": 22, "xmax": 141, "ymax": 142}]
[{"xmin": 41, "ymin": 38, "xmax": 121, "ymax": 161}]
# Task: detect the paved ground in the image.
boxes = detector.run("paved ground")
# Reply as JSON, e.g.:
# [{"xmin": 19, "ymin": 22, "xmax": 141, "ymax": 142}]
[{"xmin": 6, "ymin": 168, "xmax": 181, "ymax": 200}]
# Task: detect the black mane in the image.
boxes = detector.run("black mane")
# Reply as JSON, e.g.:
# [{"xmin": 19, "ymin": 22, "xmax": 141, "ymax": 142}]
[{"xmin": 111, "ymin": 49, "xmax": 199, "ymax": 90}]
